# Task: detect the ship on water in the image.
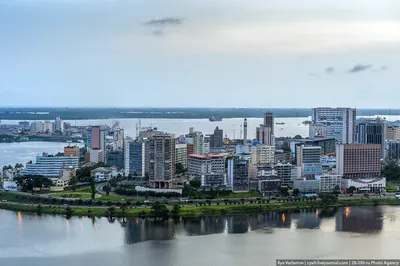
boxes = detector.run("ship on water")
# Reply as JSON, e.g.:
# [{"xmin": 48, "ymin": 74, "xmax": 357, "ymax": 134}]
[{"xmin": 209, "ymin": 115, "xmax": 222, "ymax": 122}]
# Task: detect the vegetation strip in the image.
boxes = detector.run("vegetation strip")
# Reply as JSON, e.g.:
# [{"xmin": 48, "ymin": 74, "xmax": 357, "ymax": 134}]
[{"xmin": 2, "ymin": 198, "xmax": 400, "ymax": 218}]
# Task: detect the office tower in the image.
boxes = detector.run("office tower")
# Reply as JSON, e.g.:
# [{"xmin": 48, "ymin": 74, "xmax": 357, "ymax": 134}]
[
  {"xmin": 296, "ymin": 145, "xmax": 322, "ymax": 178},
  {"xmin": 251, "ymin": 143, "xmax": 275, "ymax": 164},
  {"xmin": 89, "ymin": 149, "xmax": 103, "ymax": 163},
  {"xmin": 55, "ymin": 115, "xmax": 64, "ymax": 133},
  {"xmin": 149, "ymin": 133, "xmax": 176, "ymax": 188},
  {"xmin": 275, "ymin": 163, "xmax": 298, "ymax": 187},
  {"xmin": 227, "ymin": 159, "xmax": 249, "ymax": 192},
  {"xmin": 30, "ymin": 122, "xmax": 45, "ymax": 133},
  {"xmin": 188, "ymin": 154, "xmax": 225, "ymax": 188},
  {"xmin": 311, "ymin": 107, "xmax": 356, "ymax": 144},
  {"xmin": 387, "ymin": 141, "xmax": 400, "ymax": 160},
  {"xmin": 203, "ymin": 135, "xmax": 211, "ymax": 154},
  {"xmin": 89, "ymin": 126, "xmax": 107, "ymax": 161},
  {"xmin": 112, "ymin": 127, "xmax": 124, "ymax": 150},
  {"xmin": 387, "ymin": 126, "xmax": 400, "ymax": 141},
  {"xmin": 185, "ymin": 131, "xmax": 204, "ymax": 154},
  {"xmin": 243, "ymin": 118, "xmax": 248, "ymax": 145},
  {"xmin": 124, "ymin": 139, "xmax": 145, "ymax": 178},
  {"xmin": 106, "ymin": 150, "xmax": 124, "ymax": 169},
  {"xmin": 336, "ymin": 144, "xmax": 381, "ymax": 178},
  {"xmin": 357, "ymin": 117, "xmax": 386, "ymax": 158},
  {"xmin": 264, "ymin": 112, "xmax": 274, "ymax": 134},
  {"xmin": 212, "ymin": 126, "xmax": 223, "ymax": 148},
  {"xmin": 18, "ymin": 121, "xmax": 30, "ymax": 130},
  {"xmin": 44, "ymin": 121, "xmax": 54, "ymax": 133},
  {"xmin": 175, "ymin": 143, "xmax": 188, "ymax": 168},
  {"xmin": 256, "ymin": 112, "xmax": 275, "ymax": 146}
]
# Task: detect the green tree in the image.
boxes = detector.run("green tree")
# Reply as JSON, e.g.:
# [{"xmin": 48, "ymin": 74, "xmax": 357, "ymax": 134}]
[
  {"xmin": 348, "ymin": 186, "xmax": 357, "ymax": 194},
  {"xmin": 14, "ymin": 175, "xmax": 52, "ymax": 192},
  {"xmin": 294, "ymin": 135, "xmax": 303, "ymax": 139},
  {"xmin": 120, "ymin": 202, "xmax": 127, "ymax": 214},
  {"xmin": 103, "ymin": 185, "xmax": 111, "ymax": 195},
  {"xmin": 143, "ymin": 172, "xmax": 150, "ymax": 182},
  {"xmin": 151, "ymin": 202, "xmax": 169, "ymax": 218},
  {"xmin": 318, "ymin": 193, "xmax": 338, "ymax": 206},
  {"xmin": 65, "ymin": 206, "xmax": 74, "ymax": 218},
  {"xmin": 36, "ymin": 204, "xmax": 43, "ymax": 215},
  {"xmin": 175, "ymin": 163, "xmax": 185, "ymax": 175},
  {"xmin": 171, "ymin": 204, "xmax": 181, "ymax": 216},
  {"xmin": 189, "ymin": 179, "xmax": 201, "ymax": 189},
  {"xmin": 90, "ymin": 177, "xmax": 96, "ymax": 200},
  {"xmin": 107, "ymin": 206, "xmax": 116, "ymax": 217},
  {"xmin": 280, "ymin": 186, "xmax": 289, "ymax": 197},
  {"xmin": 69, "ymin": 174, "xmax": 77, "ymax": 191},
  {"xmin": 333, "ymin": 185, "xmax": 341, "ymax": 194},
  {"xmin": 381, "ymin": 160, "xmax": 400, "ymax": 181},
  {"xmin": 293, "ymin": 188, "xmax": 300, "ymax": 197}
]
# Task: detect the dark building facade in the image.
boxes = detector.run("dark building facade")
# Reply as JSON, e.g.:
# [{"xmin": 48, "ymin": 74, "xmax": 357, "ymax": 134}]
[{"xmin": 106, "ymin": 150, "xmax": 124, "ymax": 169}]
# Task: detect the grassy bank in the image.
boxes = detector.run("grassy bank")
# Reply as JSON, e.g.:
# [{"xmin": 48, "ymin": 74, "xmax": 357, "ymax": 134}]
[{"xmin": 2, "ymin": 198, "xmax": 400, "ymax": 218}]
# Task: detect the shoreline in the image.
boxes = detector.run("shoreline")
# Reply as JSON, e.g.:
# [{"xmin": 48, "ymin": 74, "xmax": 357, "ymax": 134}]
[{"xmin": 2, "ymin": 198, "xmax": 400, "ymax": 218}]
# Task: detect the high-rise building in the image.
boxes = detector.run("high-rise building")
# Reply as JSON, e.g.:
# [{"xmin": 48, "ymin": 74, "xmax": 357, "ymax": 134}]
[
  {"xmin": 175, "ymin": 143, "xmax": 188, "ymax": 168},
  {"xmin": 311, "ymin": 107, "xmax": 356, "ymax": 144},
  {"xmin": 251, "ymin": 143, "xmax": 275, "ymax": 164},
  {"xmin": 243, "ymin": 118, "xmax": 248, "ymax": 145},
  {"xmin": 227, "ymin": 159, "xmax": 249, "ymax": 192},
  {"xmin": 387, "ymin": 141, "xmax": 400, "ymax": 160},
  {"xmin": 55, "ymin": 115, "xmax": 64, "ymax": 133},
  {"xmin": 64, "ymin": 146, "xmax": 80, "ymax": 157},
  {"xmin": 188, "ymin": 154, "xmax": 225, "ymax": 188},
  {"xmin": 387, "ymin": 126, "xmax": 400, "ymax": 141},
  {"xmin": 185, "ymin": 131, "xmax": 204, "ymax": 155},
  {"xmin": 296, "ymin": 146, "xmax": 321, "ymax": 166},
  {"xmin": 106, "ymin": 150, "xmax": 124, "ymax": 169},
  {"xmin": 275, "ymin": 163, "xmax": 298, "ymax": 187},
  {"xmin": 336, "ymin": 144, "xmax": 381, "ymax": 178},
  {"xmin": 212, "ymin": 127, "xmax": 223, "ymax": 148},
  {"xmin": 203, "ymin": 135, "xmax": 211, "ymax": 154},
  {"xmin": 256, "ymin": 112, "xmax": 275, "ymax": 146},
  {"xmin": 89, "ymin": 126, "xmax": 107, "ymax": 161},
  {"xmin": 112, "ymin": 127, "xmax": 124, "ymax": 150},
  {"xmin": 18, "ymin": 121, "xmax": 30, "ymax": 130},
  {"xmin": 264, "ymin": 112, "xmax": 274, "ymax": 134},
  {"xmin": 44, "ymin": 121, "xmax": 54, "ymax": 133},
  {"xmin": 124, "ymin": 139, "xmax": 145, "ymax": 178},
  {"xmin": 89, "ymin": 149, "xmax": 104, "ymax": 163},
  {"xmin": 149, "ymin": 133, "xmax": 176, "ymax": 188},
  {"xmin": 30, "ymin": 122, "xmax": 45, "ymax": 133},
  {"xmin": 357, "ymin": 117, "xmax": 387, "ymax": 158}
]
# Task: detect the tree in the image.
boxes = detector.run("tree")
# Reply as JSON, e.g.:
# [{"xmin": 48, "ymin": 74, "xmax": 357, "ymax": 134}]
[
  {"xmin": 65, "ymin": 206, "xmax": 74, "ymax": 218},
  {"xmin": 348, "ymin": 186, "xmax": 356, "ymax": 194},
  {"xmin": 333, "ymin": 185, "xmax": 341, "ymax": 194},
  {"xmin": 381, "ymin": 160, "xmax": 400, "ymax": 181},
  {"xmin": 171, "ymin": 204, "xmax": 181, "ymax": 216},
  {"xmin": 189, "ymin": 179, "xmax": 201, "ymax": 189},
  {"xmin": 69, "ymin": 174, "xmax": 77, "ymax": 191},
  {"xmin": 36, "ymin": 204, "xmax": 43, "ymax": 216},
  {"xmin": 14, "ymin": 175, "xmax": 52, "ymax": 191},
  {"xmin": 120, "ymin": 202, "xmax": 127, "ymax": 214},
  {"xmin": 107, "ymin": 206, "xmax": 116, "ymax": 217},
  {"xmin": 294, "ymin": 135, "xmax": 303, "ymax": 139},
  {"xmin": 151, "ymin": 202, "xmax": 169, "ymax": 218},
  {"xmin": 103, "ymin": 185, "xmax": 111, "ymax": 195},
  {"xmin": 293, "ymin": 188, "xmax": 300, "ymax": 197},
  {"xmin": 15, "ymin": 163, "xmax": 24, "ymax": 169},
  {"xmin": 143, "ymin": 172, "xmax": 150, "ymax": 182},
  {"xmin": 280, "ymin": 186, "xmax": 289, "ymax": 197},
  {"xmin": 90, "ymin": 177, "xmax": 96, "ymax": 200},
  {"xmin": 175, "ymin": 163, "xmax": 185, "ymax": 175},
  {"xmin": 318, "ymin": 193, "xmax": 338, "ymax": 206}
]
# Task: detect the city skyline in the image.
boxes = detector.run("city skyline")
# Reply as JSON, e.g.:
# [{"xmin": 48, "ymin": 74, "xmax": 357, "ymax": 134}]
[{"xmin": 1, "ymin": 0, "xmax": 399, "ymax": 108}]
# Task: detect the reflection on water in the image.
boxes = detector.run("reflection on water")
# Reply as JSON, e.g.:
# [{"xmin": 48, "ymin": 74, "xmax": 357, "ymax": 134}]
[{"xmin": 336, "ymin": 207, "xmax": 383, "ymax": 233}]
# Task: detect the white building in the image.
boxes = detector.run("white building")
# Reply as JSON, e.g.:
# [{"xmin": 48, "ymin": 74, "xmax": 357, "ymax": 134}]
[
  {"xmin": 341, "ymin": 178, "xmax": 386, "ymax": 193},
  {"xmin": 91, "ymin": 167, "xmax": 112, "ymax": 181},
  {"xmin": 3, "ymin": 180, "xmax": 18, "ymax": 191},
  {"xmin": 311, "ymin": 107, "xmax": 356, "ymax": 144},
  {"xmin": 44, "ymin": 121, "xmax": 54, "ymax": 133},
  {"xmin": 203, "ymin": 135, "xmax": 211, "ymax": 154},
  {"xmin": 175, "ymin": 143, "xmax": 188, "ymax": 168},
  {"xmin": 30, "ymin": 122, "xmax": 45, "ymax": 133},
  {"xmin": 251, "ymin": 144, "xmax": 275, "ymax": 164},
  {"xmin": 55, "ymin": 116, "xmax": 64, "ymax": 132},
  {"xmin": 316, "ymin": 174, "xmax": 341, "ymax": 193},
  {"xmin": 188, "ymin": 154, "xmax": 226, "ymax": 188},
  {"xmin": 256, "ymin": 126, "xmax": 275, "ymax": 146},
  {"xmin": 185, "ymin": 131, "xmax": 204, "ymax": 155},
  {"xmin": 89, "ymin": 149, "xmax": 104, "ymax": 163},
  {"xmin": 20, "ymin": 154, "xmax": 79, "ymax": 179},
  {"xmin": 309, "ymin": 123, "xmax": 328, "ymax": 138}
]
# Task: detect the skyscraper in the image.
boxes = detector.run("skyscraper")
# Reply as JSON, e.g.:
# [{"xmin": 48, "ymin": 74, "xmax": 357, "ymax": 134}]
[
  {"xmin": 212, "ymin": 126, "xmax": 223, "ymax": 148},
  {"xmin": 311, "ymin": 107, "xmax": 356, "ymax": 144},
  {"xmin": 55, "ymin": 115, "xmax": 64, "ymax": 133},
  {"xmin": 227, "ymin": 159, "xmax": 249, "ymax": 192},
  {"xmin": 124, "ymin": 139, "xmax": 145, "ymax": 178},
  {"xmin": 256, "ymin": 112, "xmax": 275, "ymax": 146},
  {"xmin": 149, "ymin": 133, "xmax": 176, "ymax": 188},
  {"xmin": 357, "ymin": 117, "xmax": 386, "ymax": 158}
]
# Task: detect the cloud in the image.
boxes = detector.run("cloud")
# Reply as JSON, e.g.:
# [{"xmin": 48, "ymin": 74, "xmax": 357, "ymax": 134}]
[
  {"xmin": 144, "ymin": 17, "xmax": 183, "ymax": 26},
  {"xmin": 325, "ymin": 67, "xmax": 334, "ymax": 75},
  {"xmin": 380, "ymin": 66, "xmax": 388, "ymax": 71},
  {"xmin": 308, "ymin": 73, "xmax": 318, "ymax": 77},
  {"xmin": 152, "ymin": 29, "xmax": 164, "ymax": 36},
  {"xmin": 349, "ymin": 64, "xmax": 372, "ymax": 73}
]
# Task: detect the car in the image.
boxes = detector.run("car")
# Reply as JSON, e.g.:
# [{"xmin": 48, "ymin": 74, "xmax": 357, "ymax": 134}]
[
  {"xmin": 1, "ymin": 200, "xmax": 7, "ymax": 202},
  {"xmin": 63, "ymin": 204, "xmax": 69, "ymax": 206},
  {"xmin": 143, "ymin": 200, "xmax": 150, "ymax": 203}
]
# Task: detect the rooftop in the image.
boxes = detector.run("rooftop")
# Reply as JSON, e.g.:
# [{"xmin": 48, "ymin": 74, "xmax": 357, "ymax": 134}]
[{"xmin": 188, "ymin": 154, "xmax": 224, "ymax": 159}]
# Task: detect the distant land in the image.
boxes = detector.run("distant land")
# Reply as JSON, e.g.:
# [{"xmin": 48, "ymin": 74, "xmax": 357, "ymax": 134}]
[{"xmin": 0, "ymin": 107, "xmax": 400, "ymax": 120}]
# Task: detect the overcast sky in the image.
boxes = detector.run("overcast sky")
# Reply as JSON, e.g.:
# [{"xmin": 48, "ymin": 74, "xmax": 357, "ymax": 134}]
[{"xmin": 1, "ymin": 0, "xmax": 399, "ymax": 108}]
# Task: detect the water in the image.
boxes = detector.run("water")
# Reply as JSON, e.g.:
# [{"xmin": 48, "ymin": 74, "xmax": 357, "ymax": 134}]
[
  {"xmin": 1, "ymin": 206, "xmax": 399, "ymax": 266},
  {"xmin": 0, "ymin": 142, "xmax": 84, "ymax": 167}
]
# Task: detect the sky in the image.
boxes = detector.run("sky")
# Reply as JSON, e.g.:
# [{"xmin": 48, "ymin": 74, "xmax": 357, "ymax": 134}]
[{"xmin": 1, "ymin": 0, "xmax": 400, "ymax": 108}]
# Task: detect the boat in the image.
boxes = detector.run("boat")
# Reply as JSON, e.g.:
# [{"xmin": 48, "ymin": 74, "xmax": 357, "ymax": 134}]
[
  {"xmin": 209, "ymin": 115, "xmax": 222, "ymax": 122},
  {"xmin": 276, "ymin": 122, "xmax": 285, "ymax": 125}
]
